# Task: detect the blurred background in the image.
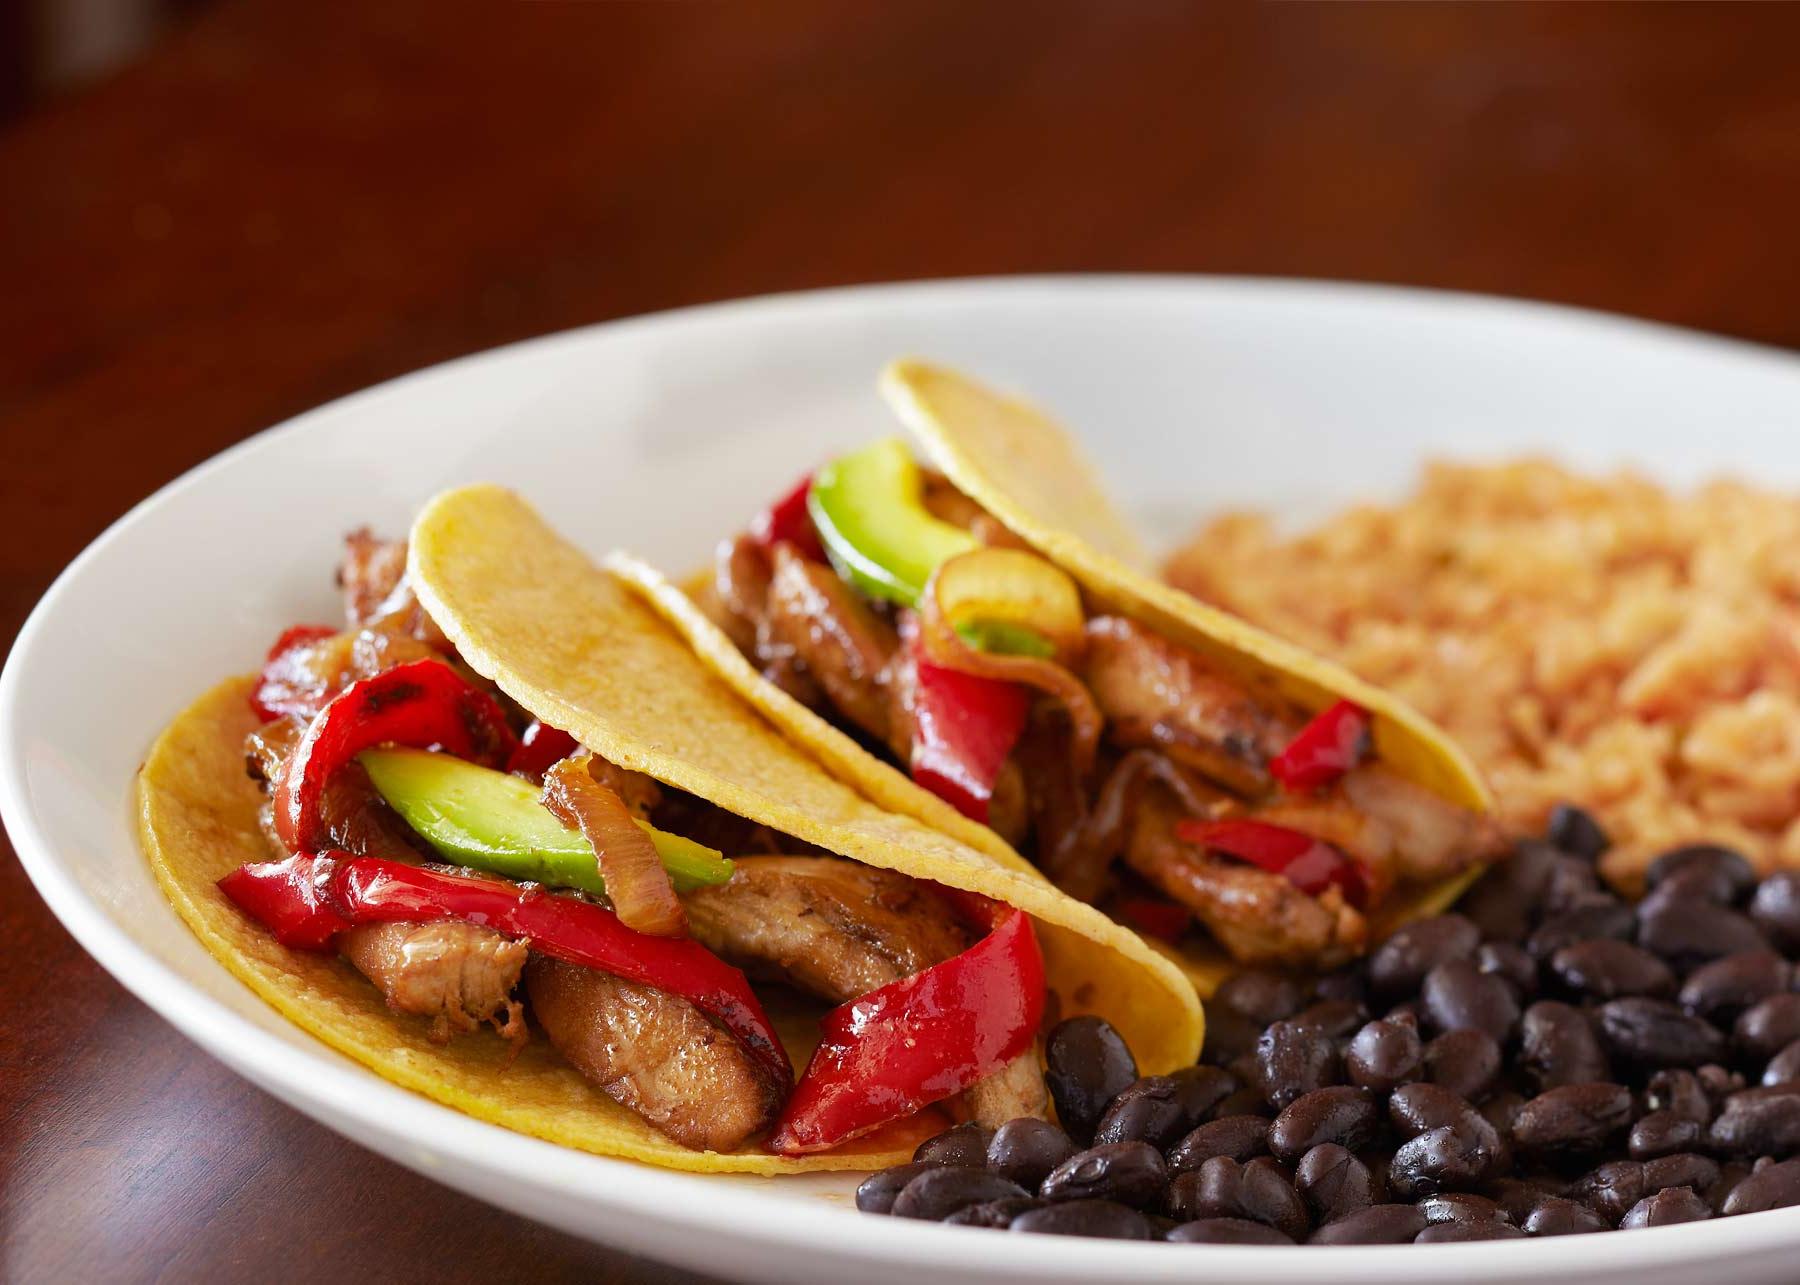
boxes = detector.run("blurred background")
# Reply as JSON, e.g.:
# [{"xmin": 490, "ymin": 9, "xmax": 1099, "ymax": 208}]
[{"xmin": 5, "ymin": 3, "xmax": 1800, "ymax": 1281}]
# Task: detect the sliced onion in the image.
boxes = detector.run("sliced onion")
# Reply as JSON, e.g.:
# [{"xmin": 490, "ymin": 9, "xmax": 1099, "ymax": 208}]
[
  {"xmin": 542, "ymin": 756, "xmax": 686, "ymax": 937},
  {"xmin": 929, "ymin": 547, "xmax": 1088, "ymax": 664},
  {"xmin": 1049, "ymin": 749, "xmax": 1227, "ymax": 902}
]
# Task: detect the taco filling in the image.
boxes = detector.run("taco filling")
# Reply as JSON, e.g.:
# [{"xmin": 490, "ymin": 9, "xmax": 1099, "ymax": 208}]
[
  {"xmin": 695, "ymin": 439, "xmax": 1507, "ymax": 970},
  {"xmin": 217, "ymin": 530, "xmax": 1048, "ymax": 1156}
]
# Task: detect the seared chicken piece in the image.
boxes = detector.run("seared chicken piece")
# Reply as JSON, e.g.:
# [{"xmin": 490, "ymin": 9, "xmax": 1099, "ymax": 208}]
[
  {"xmin": 1341, "ymin": 765, "xmax": 1508, "ymax": 882},
  {"xmin": 961, "ymin": 1048, "xmax": 1050, "ymax": 1127},
  {"xmin": 764, "ymin": 544, "xmax": 903, "ymax": 755},
  {"xmin": 341, "ymin": 921, "xmax": 528, "ymax": 1047},
  {"xmin": 711, "ymin": 534, "xmax": 826, "ymax": 707},
  {"xmin": 339, "ymin": 528, "xmax": 410, "ymax": 626},
  {"xmin": 1083, "ymin": 617, "xmax": 1294, "ymax": 796},
  {"xmin": 525, "ymin": 956, "xmax": 784, "ymax": 1152},
  {"xmin": 684, "ymin": 857, "xmax": 968, "ymax": 999},
  {"xmin": 1126, "ymin": 795, "xmax": 1367, "ymax": 968}
]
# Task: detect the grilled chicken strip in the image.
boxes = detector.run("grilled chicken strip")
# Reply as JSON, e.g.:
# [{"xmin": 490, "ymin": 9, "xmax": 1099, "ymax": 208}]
[
  {"xmin": 961, "ymin": 1045, "xmax": 1051, "ymax": 1127},
  {"xmin": 525, "ymin": 956, "xmax": 785, "ymax": 1152},
  {"xmin": 339, "ymin": 528, "xmax": 410, "ymax": 626},
  {"xmin": 764, "ymin": 544, "xmax": 904, "ymax": 756},
  {"xmin": 1083, "ymin": 616, "xmax": 1295, "ymax": 796},
  {"xmin": 341, "ymin": 921, "xmax": 528, "ymax": 1046},
  {"xmin": 1126, "ymin": 794, "xmax": 1367, "ymax": 967}
]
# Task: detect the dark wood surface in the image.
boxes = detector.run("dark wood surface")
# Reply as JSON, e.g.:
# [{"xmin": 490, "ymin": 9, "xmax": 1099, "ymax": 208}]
[{"xmin": 5, "ymin": 3, "xmax": 1800, "ymax": 1281}]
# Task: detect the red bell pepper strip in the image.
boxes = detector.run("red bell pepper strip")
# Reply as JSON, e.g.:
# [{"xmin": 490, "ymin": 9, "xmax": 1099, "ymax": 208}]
[
  {"xmin": 749, "ymin": 472, "xmax": 826, "ymax": 563},
  {"xmin": 1269, "ymin": 699, "xmax": 1373, "ymax": 792},
  {"xmin": 768, "ymin": 905, "xmax": 1044, "ymax": 1155},
  {"xmin": 218, "ymin": 852, "xmax": 792, "ymax": 1088},
  {"xmin": 273, "ymin": 659, "xmax": 520, "ymax": 853},
  {"xmin": 250, "ymin": 624, "xmax": 341, "ymax": 722},
  {"xmin": 1176, "ymin": 817, "xmax": 1367, "ymax": 908},
  {"xmin": 1117, "ymin": 896, "xmax": 1193, "ymax": 943},
  {"xmin": 909, "ymin": 653, "xmax": 1032, "ymax": 825},
  {"xmin": 506, "ymin": 719, "xmax": 580, "ymax": 782}
]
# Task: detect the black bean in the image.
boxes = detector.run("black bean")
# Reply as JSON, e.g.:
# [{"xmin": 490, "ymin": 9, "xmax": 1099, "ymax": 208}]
[
  {"xmin": 1568, "ymin": 1160, "xmax": 1646, "ymax": 1224},
  {"xmin": 1461, "ymin": 842, "xmax": 1561, "ymax": 944},
  {"xmin": 1481, "ymin": 1090, "xmax": 1526, "ymax": 1141},
  {"xmin": 943, "ymin": 1197, "xmax": 1040, "ymax": 1228},
  {"xmin": 914, "ymin": 1122, "xmax": 993, "ymax": 1168},
  {"xmin": 857, "ymin": 1163, "xmax": 938, "ymax": 1214},
  {"xmin": 1167, "ymin": 1065, "xmax": 1240, "ymax": 1124},
  {"xmin": 1642, "ymin": 1152, "xmax": 1720, "ymax": 1195},
  {"xmin": 1597, "ymin": 998, "xmax": 1726, "ymax": 1068},
  {"xmin": 1513, "ymin": 1083, "xmax": 1633, "ymax": 1157},
  {"xmin": 1475, "ymin": 942, "xmax": 1538, "ymax": 998},
  {"xmin": 1269, "ymin": 1087, "xmax": 1381, "ymax": 1162},
  {"xmin": 1646, "ymin": 844, "xmax": 1756, "ymax": 904},
  {"xmin": 1523, "ymin": 1196, "xmax": 1610, "ymax": 1236},
  {"xmin": 1307, "ymin": 1203, "xmax": 1428, "ymax": 1244},
  {"xmin": 987, "ymin": 1118, "xmax": 1077, "ymax": 1189},
  {"xmin": 1038, "ymin": 1142, "xmax": 1165, "ymax": 1208},
  {"xmin": 1311, "ymin": 967, "xmax": 1368, "ymax": 1007},
  {"xmin": 1163, "ymin": 1217, "xmax": 1293, "ymax": 1244},
  {"xmin": 892, "ymin": 1167, "xmax": 1029, "ymax": 1220},
  {"xmin": 1415, "ymin": 1191, "xmax": 1507, "ymax": 1224},
  {"xmin": 1486, "ymin": 1178, "xmax": 1560, "ymax": 1225},
  {"xmin": 1540, "ymin": 854, "xmax": 1606, "ymax": 915},
  {"xmin": 1044, "ymin": 1017, "xmax": 1138, "ymax": 1145},
  {"xmin": 1735, "ymin": 993, "xmax": 1800, "ymax": 1062},
  {"xmin": 1346, "ymin": 1016, "xmax": 1423, "ymax": 1093},
  {"xmin": 1764, "ymin": 1041, "xmax": 1800, "ymax": 1087},
  {"xmin": 1166, "ymin": 1156, "xmax": 1309, "ymax": 1240},
  {"xmin": 1549, "ymin": 939, "xmax": 1675, "ymax": 1002},
  {"xmin": 1707, "ymin": 1086, "xmax": 1800, "ymax": 1158},
  {"xmin": 1200, "ymin": 1005, "xmax": 1262, "ymax": 1069},
  {"xmin": 1547, "ymin": 803, "xmax": 1610, "ymax": 861},
  {"xmin": 1421, "ymin": 960, "xmax": 1521, "ymax": 1043},
  {"xmin": 1414, "ymin": 1219, "xmax": 1525, "ymax": 1242},
  {"xmin": 1213, "ymin": 970, "xmax": 1304, "ymax": 1026},
  {"xmin": 1627, "ymin": 1110, "xmax": 1702, "ymax": 1160},
  {"xmin": 1168, "ymin": 1115, "xmax": 1270, "ymax": 1174},
  {"xmin": 1390, "ymin": 1125, "xmax": 1499, "ymax": 1197},
  {"xmin": 1255, "ymin": 1019, "xmax": 1341, "ymax": 1109},
  {"xmin": 1620, "ymin": 1186, "xmax": 1710, "ymax": 1228},
  {"xmin": 1290, "ymin": 998, "xmax": 1368, "ymax": 1040},
  {"xmin": 1697, "ymin": 1063, "xmax": 1747, "ymax": 1105},
  {"xmin": 1389, "ymin": 1082, "xmax": 1482, "ymax": 1136},
  {"xmin": 1519, "ymin": 1001, "xmax": 1612, "ymax": 1090},
  {"xmin": 1425, "ymin": 1029, "xmax": 1502, "ymax": 1102},
  {"xmin": 1210, "ymin": 1086, "xmax": 1273, "ymax": 1119},
  {"xmin": 1636, "ymin": 896, "xmax": 1767, "ymax": 967},
  {"xmin": 1008, "ymin": 1199, "xmax": 1152, "ymax": 1239},
  {"xmin": 1369, "ymin": 915, "xmax": 1483, "ymax": 998},
  {"xmin": 1092, "ymin": 1078, "xmax": 1188, "ymax": 1149},
  {"xmin": 1645, "ymin": 1068, "xmax": 1712, "ymax": 1124},
  {"xmin": 1750, "ymin": 873, "xmax": 1800, "ymax": 953},
  {"xmin": 1721, "ymin": 1157, "xmax": 1800, "ymax": 1214},
  {"xmin": 1527, "ymin": 903, "xmax": 1635, "ymax": 961},
  {"xmin": 1294, "ymin": 1143, "xmax": 1375, "ymax": 1223},
  {"xmin": 1678, "ymin": 950, "xmax": 1791, "ymax": 1023}
]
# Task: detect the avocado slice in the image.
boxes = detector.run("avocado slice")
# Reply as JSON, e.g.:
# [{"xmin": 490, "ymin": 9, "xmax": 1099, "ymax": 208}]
[
  {"xmin": 359, "ymin": 747, "xmax": 732, "ymax": 895},
  {"xmin": 806, "ymin": 437, "xmax": 979, "ymax": 606}
]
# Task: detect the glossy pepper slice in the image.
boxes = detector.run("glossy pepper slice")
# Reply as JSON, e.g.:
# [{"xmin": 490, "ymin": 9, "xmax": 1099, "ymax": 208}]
[
  {"xmin": 768, "ymin": 901, "xmax": 1044, "ymax": 1154},
  {"xmin": 250, "ymin": 624, "xmax": 340, "ymax": 722},
  {"xmin": 218, "ymin": 852, "xmax": 792, "ymax": 1089},
  {"xmin": 506, "ymin": 719, "xmax": 580, "ymax": 782},
  {"xmin": 909, "ymin": 647, "xmax": 1032, "ymax": 825},
  {"xmin": 1269, "ymin": 699, "xmax": 1372, "ymax": 792},
  {"xmin": 1176, "ymin": 817, "xmax": 1367, "ymax": 908},
  {"xmin": 807, "ymin": 437, "xmax": 979, "ymax": 606},
  {"xmin": 749, "ymin": 471, "xmax": 826, "ymax": 563},
  {"xmin": 272, "ymin": 658, "xmax": 519, "ymax": 854}
]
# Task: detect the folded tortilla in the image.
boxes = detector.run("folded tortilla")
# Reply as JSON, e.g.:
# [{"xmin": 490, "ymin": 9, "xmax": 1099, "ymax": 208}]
[{"xmin": 613, "ymin": 362, "xmax": 1495, "ymax": 995}]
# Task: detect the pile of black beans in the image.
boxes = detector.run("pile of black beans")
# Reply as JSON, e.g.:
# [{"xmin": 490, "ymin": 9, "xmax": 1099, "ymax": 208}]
[{"xmin": 857, "ymin": 805, "xmax": 1800, "ymax": 1242}]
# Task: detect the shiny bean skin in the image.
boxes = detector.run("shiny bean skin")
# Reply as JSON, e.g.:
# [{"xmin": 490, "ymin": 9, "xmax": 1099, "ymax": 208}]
[
  {"xmin": 1415, "ymin": 1192, "xmax": 1507, "ymax": 1225},
  {"xmin": 1213, "ymin": 970, "xmax": 1305, "ymax": 1027},
  {"xmin": 1750, "ymin": 873, "xmax": 1800, "ymax": 953},
  {"xmin": 1475, "ymin": 942, "xmax": 1537, "ymax": 998},
  {"xmin": 1644, "ymin": 1068, "xmax": 1712, "ymax": 1123},
  {"xmin": 1568, "ymin": 1161, "xmax": 1646, "ymax": 1224},
  {"xmin": 1721, "ymin": 1158, "xmax": 1800, "ymax": 1215},
  {"xmin": 1038, "ymin": 1142, "xmax": 1166, "ymax": 1208},
  {"xmin": 1389, "ymin": 1125, "xmax": 1500, "ymax": 1197},
  {"xmin": 1166, "ymin": 1156, "xmax": 1308, "ymax": 1241},
  {"xmin": 1164, "ymin": 1217, "xmax": 1292, "ymax": 1244},
  {"xmin": 1294, "ymin": 1143, "xmax": 1376, "ymax": 1223},
  {"xmin": 942, "ymin": 1197, "xmax": 1039, "ymax": 1228},
  {"xmin": 1425, "ymin": 1029, "xmax": 1502, "ymax": 1101},
  {"xmin": 1268, "ymin": 1087, "xmax": 1381, "ymax": 1163},
  {"xmin": 1346, "ymin": 1016, "xmax": 1422, "ymax": 1092},
  {"xmin": 1421, "ymin": 960, "xmax": 1521, "ymax": 1043},
  {"xmin": 986, "ymin": 1118, "xmax": 1077, "ymax": 1189},
  {"xmin": 1547, "ymin": 804, "xmax": 1610, "ymax": 861},
  {"xmin": 1486, "ymin": 1178, "xmax": 1561, "ymax": 1225},
  {"xmin": 1043, "ymin": 1017, "xmax": 1138, "ymax": 1145},
  {"xmin": 1368, "ymin": 915, "xmax": 1482, "ymax": 998},
  {"xmin": 1636, "ymin": 896, "xmax": 1767, "ymax": 968},
  {"xmin": 1706, "ymin": 1087, "xmax": 1800, "ymax": 1158},
  {"xmin": 1519, "ymin": 1001, "xmax": 1612, "ymax": 1090},
  {"xmin": 1763, "ymin": 1040, "xmax": 1800, "ymax": 1087},
  {"xmin": 1523, "ymin": 1197, "xmax": 1610, "ymax": 1236},
  {"xmin": 1167, "ymin": 1115, "xmax": 1270, "ymax": 1174},
  {"xmin": 1549, "ymin": 939, "xmax": 1675, "ymax": 1001},
  {"xmin": 1734, "ymin": 993, "xmax": 1800, "ymax": 1062},
  {"xmin": 1527, "ymin": 903, "xmax": 1635, "ymax": 961},
  {"xmin": 1645, "ymin": 845, "xmax": 1757, "ymax": 904},
  {"xmin": 1597, "ymin": 998, "xmax": 1726, "ymax": 1068},
  {"xmin": 1008, "ymin": 1200, "xmax": 1153, "ymax": 1239},
  {"xmin": 1289, "ymin": 998, "xmax": 1369, "ymax": 1040},
  {"xmin": 914, "ymin": 1122, "xmax": 993, "ymax": 1168},
  {"xmin": 1255, "ymin": 1019, "xmax": 1341, "ymax": 1109},
  {"xmin": 1307, "ymin": 1204, "xmax": 1428, "ymax": 1244},
  {"xmin": 1621, "ymin": 1186, "xmax": 1711, "ymax": 1228},
  {"xmin": 1414, "ymin": 1219, "xmax": 1525, "ymax": 1242},
  {"xmin": 1677, "ymin": 950, "xmax": 1791, "ymax": 1022},
  {"xmin": 857, "ymin": 1163, "xmax": 938, "ymax": 1214},
  {"xmin": 1627, "ymin": 1110, "xmax": 1702, "ymax": 1160},
  {"xmin": 1642, "ymin": 1152, "xmax": 1720, "ymax": 1195},
  {"xmin": 1092, "ymin": 1077, "xmax": 1188, "ymax": 1149},
  {"xmin": 1512, "ymin": 1084, "xmax": 1634, "ymax": 1156},
  {"xmin": 892, "ymin": 1167, "xmax": 1030, "ymax": 1220}
]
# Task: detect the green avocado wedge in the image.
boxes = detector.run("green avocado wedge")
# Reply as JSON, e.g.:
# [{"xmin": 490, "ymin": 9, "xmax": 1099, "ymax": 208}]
[
  {"xmin": 359, "ymin": 748, "xmax": 733, "ymax": 895},
  {"xmin": 807, "ymin": 436, "xmax": 978, "ymax": 606}
]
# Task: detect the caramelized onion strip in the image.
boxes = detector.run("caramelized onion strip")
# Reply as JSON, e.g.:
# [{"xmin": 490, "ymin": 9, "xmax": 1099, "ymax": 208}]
[{"xmin": 543, "ymin": 755, "xmax": 686, "ymax": 937}]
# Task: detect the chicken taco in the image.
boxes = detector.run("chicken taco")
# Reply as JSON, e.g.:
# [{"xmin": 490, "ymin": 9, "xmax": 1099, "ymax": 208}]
[
  {"xmin": 139, "ymin": 485, "xmax": 1201, "ymax": 1174},
  {"xmin": 617, "ymin": 361, "xmax": 1503, "ymax": 994}
]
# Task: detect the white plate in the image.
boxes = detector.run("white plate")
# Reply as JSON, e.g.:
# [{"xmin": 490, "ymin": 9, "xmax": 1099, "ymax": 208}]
[{"xmin": 8, "ymin": 276, "xmax": 1800, "ymax": 1284}]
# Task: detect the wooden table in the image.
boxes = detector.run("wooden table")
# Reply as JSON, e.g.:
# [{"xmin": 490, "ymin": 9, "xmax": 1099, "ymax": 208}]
[{"xmin": 5, "ymin": 3, "xmax": 1800, "ymax": 1280}]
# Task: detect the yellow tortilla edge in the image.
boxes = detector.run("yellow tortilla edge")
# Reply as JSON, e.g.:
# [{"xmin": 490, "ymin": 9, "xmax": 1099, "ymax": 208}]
[{"xmin": 139, "ymin": 676, "xmax": 936, "ymax": 1173}]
